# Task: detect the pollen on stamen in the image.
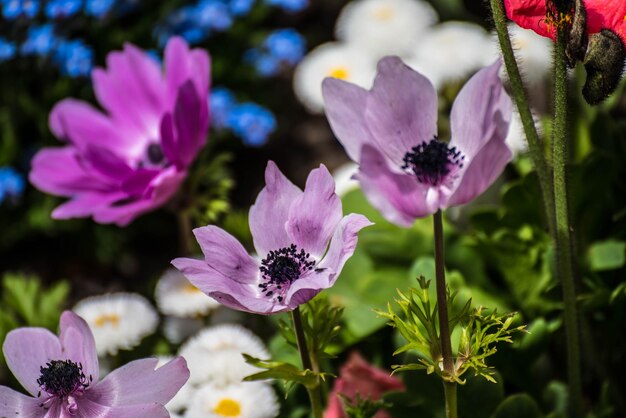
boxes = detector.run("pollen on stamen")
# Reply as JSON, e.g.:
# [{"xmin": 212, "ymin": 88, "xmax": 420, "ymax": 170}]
[
  {"xmin": 259, "ymin": 244, "xmax": 315, "ymax": 303},
  {"xmin": 37, "ymin": 360, "xmax": 90, "ymax": 399},
  {"xmin": 402, "ymin": 137, "xmax": 465, "ymax": 186}
]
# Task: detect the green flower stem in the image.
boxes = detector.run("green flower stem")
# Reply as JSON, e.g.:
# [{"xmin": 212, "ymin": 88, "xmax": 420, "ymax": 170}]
[
  {"xmin": 433, "ymin": 210, "xmax": 457, "ymax": 418},
  {"xmin": 490, "ymin": 0, "xmax": 555, "ymax": 235},
  {"xmin": 177, "ymin": 210, "xmax": 194, "ymax": 255},
  {"xmin": 553, "ymin": 31, "xmax": 583, "ymax": 418},
  {"xmin": 291, "ymin": 307, "xmax": 323, "ymax": 418}
]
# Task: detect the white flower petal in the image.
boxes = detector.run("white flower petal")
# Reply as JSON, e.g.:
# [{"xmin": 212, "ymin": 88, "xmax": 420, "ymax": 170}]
[
  {"xmin": 155, "ymin": 268, "xmax": 220, "ymax": 317},
  {"xmin": 184, "ymin": 382, "xmax": 279, "ymax": 418}
]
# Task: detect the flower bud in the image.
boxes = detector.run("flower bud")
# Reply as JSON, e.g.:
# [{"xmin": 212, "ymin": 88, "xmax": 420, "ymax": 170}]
[{"xmin": 583, "ymin": 29, "xmax": 626, "ymax": 105}]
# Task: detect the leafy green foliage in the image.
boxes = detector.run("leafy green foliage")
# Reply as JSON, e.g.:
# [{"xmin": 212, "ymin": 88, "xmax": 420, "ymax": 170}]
[
  {"xmin": 340, "ymin": 394, "xmax": 390, "ymax": 418},
  {"xmin": 490, "ymin": 394, "xmax": 542, "ymax": 418},
  {"xmin": 243, "ymin": 354, "xmax": 329, "ymax": 393}
]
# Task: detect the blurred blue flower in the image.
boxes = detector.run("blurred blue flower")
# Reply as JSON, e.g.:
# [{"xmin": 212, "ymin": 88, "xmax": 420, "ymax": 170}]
[
  {"xmin": 21, "ymin": 24, "xmax": 57, "ymax": 56},
  {"xmin": 53, "ymin": 38, "xmax": 94, "ymax": 77},
  {"xmin": 244, "ymin": 48, "xmax": 279, "ymax": 77},
  {"xmin": 0, "ymin": 37, "xmax": 17, "ymax": 62},
  {"xmin": 45, "ymin": 0, "xmax": 82, "ymax": 18},
  {"xmin": 0, "ymin": 167, "xmax": 26, "ymax": 204},
  {"xmin": 85, "ymin": 0, "xmax": 114, "ymax": 17},
  {"xmin": 1, "ymin": 0, "xmax": 40, "ymax": 19},
  {"xmin": 264, "ymin": 28, "xmax": 305, "ymax": 65},
  {"xmin": 227, "ymin": 102, "xmax": 276, "ymax": 146},
  {"xmin": 229, "ymin": 0, "xmax": 254, "ymax": 16},
  {"xmin": 210, "ymin": 87, "xmax": 237, "ymax": 129},
  {"xmin": 265, "ymin": 0, "xmax": 307, "ymax": 13},
  {"xmin": 196, "ymin": 0, "xmax": 233, "ymax": 31}
]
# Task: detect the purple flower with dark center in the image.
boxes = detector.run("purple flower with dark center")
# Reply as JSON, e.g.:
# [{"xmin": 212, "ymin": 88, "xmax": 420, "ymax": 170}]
[
  {"xmin": 0, "ymin": 311, "xmax": 189, "ymax": 417},
  {"xmin": 29, "ymin": 36, "xmax": 210, "ymax": 226},
  {"xmin": 172, "ymin": 161, "xmax": 372, "ymax": 314},
  {"xmin": 322, "ymin": 57, "xmax": 513, "ymax": 227}
]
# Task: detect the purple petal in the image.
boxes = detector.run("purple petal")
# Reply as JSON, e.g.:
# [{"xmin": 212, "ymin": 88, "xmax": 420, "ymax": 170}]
[
  {"xmin": 88, "ymin": 357, "xmax": 188, "ymax": 407},
  {"xmin": 2, "ymin": 328, "xmax": 62, "ymax": 396},
  {"xmin": 286, "ymin": 164, "xmax": 342, "ymax": 258},
  {"xmin": 0, "ymin": 386, "xmax": 42, "ymax": 417},
  {"xmin": 51, "ymin": 191, "xmax": 126, "ymax": 220},
  {"xmin": 29, "ymin": 147, "xmax": 114, "ymax": 197},
  {"xmin": 357, "ymin": 145, "xmax": 434, "ymax": 226},
  {"xmin": 446, "ymin": 60, "xmax": 512, "ymax": 207},
  {"xmin": 322, "ymin": 77, "xmax": 374, "ymax": 163},
  {"xmin": 164, "ymin": 37, "xmax": 210, "ymax": 109},
  {"xmin": 249, "ymin": 161, "xmax": 302, "ymax": 256},
  {"xmin": 171, "ymin": 258, "xmax": 281, "ymax": 314},
  {"xmin": 159, "ymin": 113, "xmax": 177, "ymax": 165},
  {"xmin": 59, "ymin": 311, "xmax": 99, "ymax": 384},
  {"xmin": 77, "ymin": 397, "xmax": 169, "ymax": 417},
  {"xmin": 192, "ymin": 226, "xmax": 259, "ymax": 283},
  {"xmin": 121, "ymin": 169, "xmax": 161, "ymax": 197},
  {"xmin": 82, "ymin": 145, "xmax": 133, "ymax": 182},
  {"xmin": 172, "ymin": 80, "xmax": 207, "ymax": 168},
  {"xmin": 364, "ymin": 56, "xmax": 438, "ymax": 166}
]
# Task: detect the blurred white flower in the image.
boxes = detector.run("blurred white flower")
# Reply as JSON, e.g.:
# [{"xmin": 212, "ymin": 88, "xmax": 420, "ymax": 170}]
[
  {"xmin": 157, "ymin": 355, "xmax": 196, "ymax": 414},
  {"xmin": 332, "ymin": 162, "xmax": 359, "ymax": 197},
  {"xmin": 155, "ymin": 268, "xmax": 220, "ymax": 317},
  {"xmin": 505, "ymin": 110, "xmax": 544, "ymax": 157},
  {"xmin": 335, "ymin": 0, "xmax": 438, "ymax": 58},
  {"xmin": 293, "ymin": 42, "xmax": 376, "ymax": 113},
  {"xmin": 74, "ymin": 293, "xmax": 158, "ymax": 356},
  {"xmin": 406, "ymin": 21, "xmax": 496, "ymax": 89},
  {"xmin": 179, "ymin": 324, "xmax": 269, "ymax": 386},
  {"xmin": 184, "ymin": 382, "xmax": 279, "ymax": 418},
  {"xmin": 163, "ymin": 316, "xmax": 205, "ymax": 344},
  {"xmin": 502, "ymin": 24, "xmax": 553, "ymax": 86}
]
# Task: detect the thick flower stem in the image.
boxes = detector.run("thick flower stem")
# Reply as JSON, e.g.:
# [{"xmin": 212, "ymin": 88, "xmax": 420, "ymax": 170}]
[
  {"xmin": 177, "ymin": 210, "xmax": 194, "ymax": 255},
  {"xmin": 490, "ymin": 0, "xmax": 555, "ymax": 235},
  {"xmin": 553, "ymin": 32, "xmax": 583, "ymax": 418},
  {"xmin": 433, "ymin": 210, "xmax": 457, "ymax": 418},
  {"xmin": 292, "ymin": 307, "xmax": 323, "ymax": 418}
]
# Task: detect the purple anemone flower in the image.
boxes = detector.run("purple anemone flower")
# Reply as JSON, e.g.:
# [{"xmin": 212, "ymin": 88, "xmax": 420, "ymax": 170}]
[
  {"xmin": 322, "ymin": 57, "xmax": 513, "ymax": 227},
  {"xmin": 29, "ymin": 36, "xmax": 210, "ymax": 226},
  {"xmin": 172, "ymin": 161, "xmax": 372, "ymax": 314},
  {"xmin": 0, "ymin": 311, "xmax": 189, "ymax": 417}
]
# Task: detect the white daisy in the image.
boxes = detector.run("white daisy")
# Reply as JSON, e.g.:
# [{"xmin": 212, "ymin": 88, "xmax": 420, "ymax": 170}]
[
  {"xmin": 505, "ymin": 110, "xmax": 544, "ymax": 157},
  {"xmin": 163, "ymin": 316, "xmax": 205, "ymax": 344},
  {"xmin": 332, "ymin": 162, "xmax": 359, "ymax": 197},
  {"xmin": 293, "ymin": 42, "xmax": 377, "ymax": 113},
  {"xmin": 503, "ymin": 24, "xmax": 553, "ymax": 86},
  {"xmin": 184, "ymin": 382, "xmax": 279, "ymax": 418},
  {"xmin": 406, "ymin": 21, "xmax": 497, "ymax": 89},
  {"xmin": 179, "ymin": 324, "xmax": 269, "ymax": 386},
  {"xmin": 157, "ymin": 355, "xmax": 196, "ymax": 414},
  {"xmin": 155, "ymin": 268, "xmax": 220, "ymax": 317},
  {"xmin": 335, "ymin": 0, "xmax": 438, "ymax": 58},
  {"xmin": 73, "ymin": 293, "xmax": 158, "ymax": 356}
]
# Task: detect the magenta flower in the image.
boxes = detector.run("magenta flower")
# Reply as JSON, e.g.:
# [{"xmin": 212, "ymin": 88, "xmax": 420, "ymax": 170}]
[
  {"xmin": 322, "ymin": 57, "xmax": 513, "ymax": 227},
  {"xmin": 0, "ymin": 311, "xmax": 189, "ymax": 417},
  {"xmin": 29, "ymin": 36, "xmax": 210, "ymax": 226},
  {"xmin": 172, "ymin": 161, "xmax": 372, "ymax": 314}
]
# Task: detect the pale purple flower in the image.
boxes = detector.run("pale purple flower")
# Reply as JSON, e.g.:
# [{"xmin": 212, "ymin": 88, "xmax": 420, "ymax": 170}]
[
  {"xmin": 172, "ymin": 161, "xmax": 372, "ymax": 314},
  {"xmin": 322, "ymin": 57, "xmax": 513, "ymax": 227},
  {"xmin": 29, "ymin": 36, "xmax": 210, "ymax": 226},
  {"xmin": 0, "ymin": 311, "xmax": 189, "ymax": 417}
]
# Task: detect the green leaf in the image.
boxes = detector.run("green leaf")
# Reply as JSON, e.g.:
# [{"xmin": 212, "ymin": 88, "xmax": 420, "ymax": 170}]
[
  {"xmin": 242, "ymin": 354, "xmax": 327, "ymax": 391},
  {"xmin": 491, "ymin": 394, "xmax": 543, "ymax": 418},
  {"xmin": 587, "ymin": 240, "xmax": 626, "ymax": 271}
]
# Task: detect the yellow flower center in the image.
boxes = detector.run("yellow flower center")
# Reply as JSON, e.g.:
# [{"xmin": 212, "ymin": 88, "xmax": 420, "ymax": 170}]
[
  {"xmin": 373, "ymin": 5, "xmax": 393, "ymax": 21},
  {"xmin": 328, "ymin": 66, "xmax": 350, "ymax": 80},
  {"xmin": 183, "ymin": 283, "xmax": 202, "ymax": 294},
  {"xmin": 94, "ymin": 313, "xmax": 120, "ymax": 328},
  {"xmin": 214, "ymin": 398, "xmax": 242, "ymax": 417}
]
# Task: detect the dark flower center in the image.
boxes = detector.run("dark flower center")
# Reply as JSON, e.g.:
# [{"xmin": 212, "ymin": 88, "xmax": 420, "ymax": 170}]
[
  {"xmin": 259, "ymin": 244, "xmax": 315, "ymax": 302},
  {"xmin": 37, "ymin": 360, "xmax": 90, "ymax": 399},
  {"xmin": 402, "ymin": 137, "xmax": 464, "ymax": 186},
  {"xmin": 147, "ymin": 143, "xmax": 165, "ymax": 165}
]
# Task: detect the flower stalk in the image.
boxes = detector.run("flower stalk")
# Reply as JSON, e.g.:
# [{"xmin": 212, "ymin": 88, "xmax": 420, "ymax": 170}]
[
  {"xmin": 490, "ymin": 0, "xmax": 555, "ymax": 236},
  {"xmin": 553, "ymin": 30, "xmax": 583, "ymax": 418},
  {"xmin": 433, "ymin": 210, "xmax": 457, "ymax": 418},
  {"xmin": 292, "ymin": 307, "xmax": 324, "ymax": 418}
]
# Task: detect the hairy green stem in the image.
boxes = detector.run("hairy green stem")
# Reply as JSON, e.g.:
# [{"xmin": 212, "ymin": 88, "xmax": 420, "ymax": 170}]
[
  {"xmin": 291, "ymin": 307, "xmax": 323, "ymax": 418},
  {"xmin": 554, "ymin": 31, "xmax": 583, "ymax": 417},
  {"xmin": 433, "ymin": 211, "xmax": 457, "ymax": 418},
  {"xmin": 490, "ymin": 0, "xmax": 555, "ymax": 235}
]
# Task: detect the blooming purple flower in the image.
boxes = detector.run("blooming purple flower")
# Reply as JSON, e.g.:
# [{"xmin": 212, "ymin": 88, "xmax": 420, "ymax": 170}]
[
  {"xmin": 29, "ymin": 37, "xmax": 210, "ymax": 226},
  {"xmin": 322, "ymin": 57, "xmax": 513, "ymax": 227},
  {"xmin": 172, "ymin": 161, "xmax": 372, "ymax": 314},
  {"xmin": 0, "ymin": 311, "xmax": 189, "ymax": 417}
]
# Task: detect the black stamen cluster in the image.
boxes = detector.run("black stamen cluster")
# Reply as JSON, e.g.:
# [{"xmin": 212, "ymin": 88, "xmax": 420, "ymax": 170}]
[
  {"xmin": 259, "ymin": 244, "xmax": 314, "ymax": 302},
  {"xmin": 402, "ymin": 137, "xmax": 464, "ymax": 186},
  {"xmin": 37, "ymin": 360, "xmax": 90, "ymax": 398},
  {"xmin": 147, "ymin": 143, "xmax": 165, "ymax": 165}
]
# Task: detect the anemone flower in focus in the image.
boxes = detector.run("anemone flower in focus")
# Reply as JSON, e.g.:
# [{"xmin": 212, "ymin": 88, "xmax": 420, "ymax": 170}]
[
  {"xmin": 325, "ymin": 352, "xmax": 404, "ymax": 418},
  {"xmin": 0, "ymin": 311, "xmax": 189, "ymax": 417},
  {"xmin": 172, "ymin": 161, "xmax": 372, "ymax": 314},
  {"xmin": 504, "ymin": 0, "xmax": 626, "ymax": 44},
  {"xmin": 29, "ymin": 36, "xmax": 210, "ymax": 226},
  {"xmin": 322, "ymin": 57, "xmax": 512, "ymax": 227}
]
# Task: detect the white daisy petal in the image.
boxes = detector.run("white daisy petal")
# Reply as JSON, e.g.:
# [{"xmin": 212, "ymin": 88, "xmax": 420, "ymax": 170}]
[
  {"xmin": 179, "ymin": 324, "xmax": 270, "ymax": 387},
  {"xmin": 184, "ymin": 382, "xmax": 279, "ymax": 418},
  {"xmin": 155, "ymin": 268, "xmax": 220, "ymax": 317},
  {"xmin": 73, "ymin": 293, "xmax": 158, "ymax": 356},
  {"xmin": 503, "ymin": 24, "xmax": 553, "ymax": 86},
  {"xmin": 335, "ymin": 0, "xmax": 438, "ymax": 58},
  {"xmin": 332, "ymin": 162, "xmax": 360, "ymax": 197},
  {"xmin": 406, "ymin": 21, "xmax": 497, "ymax": 89},
  {"xmin": 293, "ymin": 42, "xmax": 377, "ymax": 113},
  {"xmin": 163, "ymin": 316, "xmax": 205, "ymax": 345}
]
